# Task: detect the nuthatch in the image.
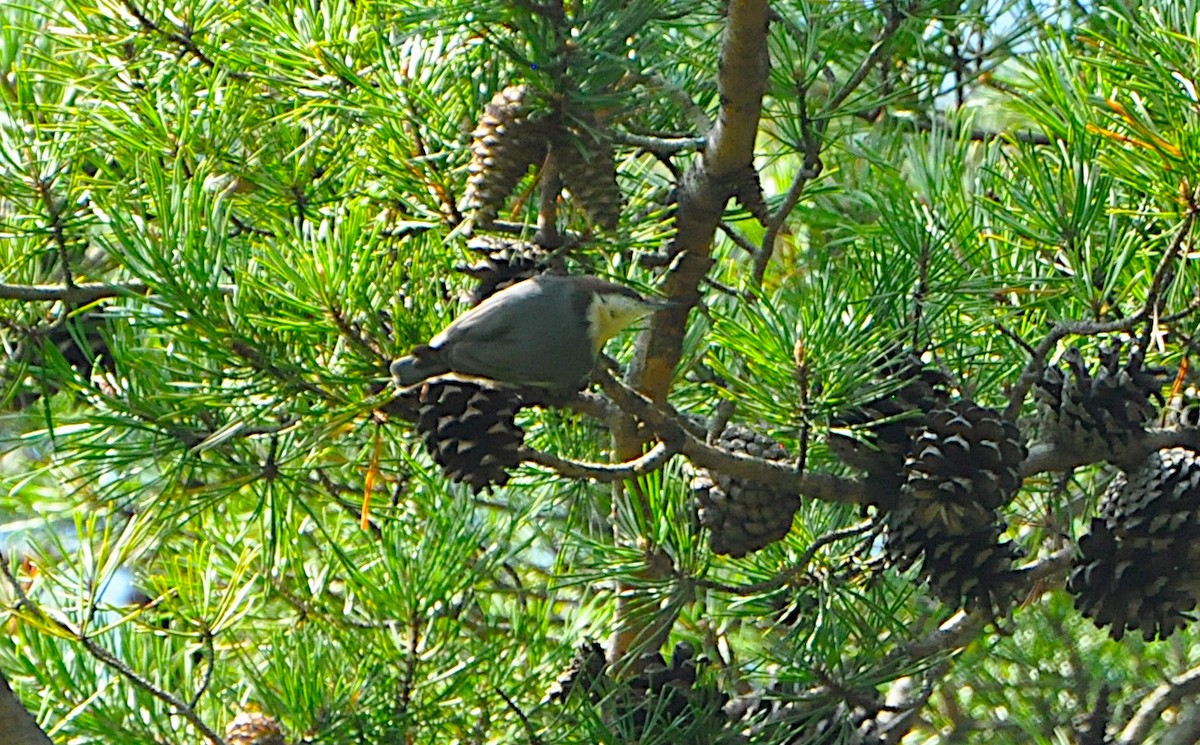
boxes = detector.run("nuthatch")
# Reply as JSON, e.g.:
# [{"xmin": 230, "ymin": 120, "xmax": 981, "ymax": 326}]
[{"xmin": 390, "ymin": 274, "xmax": 670, "ymax": 391}]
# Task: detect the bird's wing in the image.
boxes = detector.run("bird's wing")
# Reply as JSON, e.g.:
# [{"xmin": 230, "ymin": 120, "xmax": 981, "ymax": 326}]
[{"xmin": 429, "ymin": 279, "xmax": 549, "ymax": 346}]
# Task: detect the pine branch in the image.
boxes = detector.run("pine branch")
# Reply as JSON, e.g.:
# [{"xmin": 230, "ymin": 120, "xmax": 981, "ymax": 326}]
[
  {"xmin": 595, "ymin": 363, "xmax": 868, "ymax": 505},
  {"xmin": 0, "ymin": 280, "xmax": 150, "ymax": 304},
  {"xmin": 0, "ymin": 556, "xmax": 227, "ymax": 745},
  {"xmin": 754, "ymin": 1, "xmax": 920, "ymax": 285},
  {"xmin": 693, "ymin": 521, "xmax": 873, "ymax": 595},
  {"xmin": 1004, "ymin": 205, "xmax": 1198, "ymax": 419},
  {"xmin": 1117, "ymin": 665, "xmax": 1200, "ymax": 745},
  {"xmin": 519, "ymin": 439, "xmax": 680, "ymax": 482},
  {"xmin": 626, "ymin": 0, "xmax": 771, "ymax": 403}
]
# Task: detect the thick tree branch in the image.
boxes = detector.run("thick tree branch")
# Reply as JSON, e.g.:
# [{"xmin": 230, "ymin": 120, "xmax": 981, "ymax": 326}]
[
  {"xmin": 609, "ymin": 0, "xmax": 772, "ymax": 664},
  {"xmin": 1021, "ymin": 428, "xmax": 1200, "ymax": 476},
  {"xmin": 626, "ymin": 0, "xmax": 771, "ymax": 404}
]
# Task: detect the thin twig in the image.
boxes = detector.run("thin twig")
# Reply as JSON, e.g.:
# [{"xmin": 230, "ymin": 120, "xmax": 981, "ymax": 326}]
[
  {"xmin": 493, "ymin": 686, "xmax": 544, "ymax": 745},
  {"xmin": 0, "ymin": 280, "xmax": 199, "ymax": 303},
  {"xmin": 187, "ymin": 629, "xmax": 216, "ymax": 709},
  {"xmin": 519, "ymin": 439, "xmax": 680, "ymax": 482},
  {"xmin": 1003, "ymin": 314, "xmax": 1155, "ymax": 420},
  {"xmin": 756, "ymin": 1, "xmax": 917, "ymax": 286},
  {"xmin": 1137, "ymin": 207, "xmax": 1198, "ymax": 352},
  {"xmin": 0, "ymin": 555, "xmax": 227, "ymax": 745},
  {"xmin": 613, "ymin": 131, "xmax": 706, "ymax": 155},
  {"xmin": 534, "ymin": 149, "xmax": 562, "ymax": 248},
  {"xmin": 717, "ymin": 221, "xmax": 761, "ymax": 257},
  {"xmin": 694, "ymin": 521, "xmax": 873, "ymax": 595},
  {"xmin": 121, "ymin": 0, "xmax": 245, "ymax": 79},
  {"xmin": 1005, "ymin": 207, "xmax": 1197, "ymax": 419}
]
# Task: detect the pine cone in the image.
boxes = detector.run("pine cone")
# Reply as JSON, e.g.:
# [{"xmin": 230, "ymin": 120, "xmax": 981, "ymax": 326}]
[
  {"xmin": 692, "ymin": 424, "xmax": 800, "ymax": 558},
  {"xmin": 552, "ymin": 114, "xmax": 621, "ymax": 230},
  {"xmin": 455, "ymin": 235, "xmax": 547, "ymax": 304},
  {"xmin": 544, "ymin": 641, "xmax": 607, "ymax": 704},
  {"xmin": 882, "ymin": 401, "xmax": 1027, "ymax": 611},
  {"xmin": 828, "ymin": 353, "xmax": 953, "ymax": 497},
  {"xmin": 225, "ymin": 710, "xmax": 286, "ymax": 745},
  {"xmin": 618, "ymin": 642, "xmax": 727, "ymax": 740},
  {"xmin": 415, "ymin": 380, "xmax": 525, "ymax": 492},
  {"xmin": 465, "ymin": 85, "xmax": 554, "ymax": 228},
  {"xmin": 1068, "ymin": 447, "xmax": 1200, "ymax": 641},
  {"xmin": 1035, "ymin": 343, "xmax": 1166, "ymax": 467}
]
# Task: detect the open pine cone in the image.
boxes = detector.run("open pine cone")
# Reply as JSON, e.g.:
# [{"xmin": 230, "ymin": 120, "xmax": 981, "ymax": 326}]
[
  {"xmin": 828, "ymin": 353, "xmax": 953, "ymax": 497},
  {"xmin": 415, "ymin": 380, "xmax": 525, "ymax": 493},
  {"xmin": 1069, "ymin": 447, "xmax": 1200, "ymax": 641},
  {"xmin": 881, "ymin": 401, "xmax": 1027, "ymax": 611},
  {"xmin": 1035, "ymin": 342, "xmax": 1166, "ymax": 468}
]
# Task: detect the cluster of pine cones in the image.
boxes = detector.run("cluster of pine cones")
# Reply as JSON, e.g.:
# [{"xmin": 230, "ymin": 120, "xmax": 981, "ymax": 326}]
[
  {"xmin": 1027, "ymin": 341, "xmax": 1200, "ymax": 641},
  {"xmin": 830, "ymin": 355, "xmax": 1027, "ymax": 613},
  {"xmin": 465, "ymin": 84, "xmax": 621, "ymax": 230}
]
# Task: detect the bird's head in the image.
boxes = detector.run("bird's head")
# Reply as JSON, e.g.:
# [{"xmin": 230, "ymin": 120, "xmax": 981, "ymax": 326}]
[{"xmin": 582, "ymin": 280, "xmax": 673, "ymax": 352}]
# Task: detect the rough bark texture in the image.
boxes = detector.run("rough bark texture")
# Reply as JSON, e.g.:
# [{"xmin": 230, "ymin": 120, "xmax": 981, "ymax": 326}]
[{"xmin": 610, "ymin": 0, "xmax": 771, "ymax": 662}]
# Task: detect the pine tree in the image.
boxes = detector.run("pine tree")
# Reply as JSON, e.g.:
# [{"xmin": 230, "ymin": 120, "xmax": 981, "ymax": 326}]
[{"xmin": 2, "ymin": 0, "xmax": 1200, "ymax": 743}]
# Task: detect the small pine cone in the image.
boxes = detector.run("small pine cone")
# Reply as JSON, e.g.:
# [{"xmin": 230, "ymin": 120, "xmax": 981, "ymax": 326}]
[
  {"xmin": 552, "ymin": 115, "xmax": 621, "ymax": 230},
  {"xmin": 882, "ymin": 401, "xmax": 1027, "ymax": 611},
  {"xmin": 1035, "ymin": 343, "xmax": 1166, "ymax": 467},
  {"xmin": 465, "ymin": 85, "xmax": 554, "ymax": 228},
  {"xmin": 1068, "ymin": 447, "xmax": 1200, "ymax": 640},
  {"xmin": 225, "ymin": 710, "xmax": 286, "ymax": 745},
  {"xmin": 828, "ymin": 354, "xmax": 954, "ymax": 494},
  {"xmin": 692, "ymin": 424, "xmax": 799, "ymax": 558},
  {"xmin": 455, "ymin": 235, "xmax": 547, "ymax": 304},
  {"xmin": 621, "ymin": 642, "xmax": 726, "ymax": 736},
  {"xmin": 415, "ymin": 380, "xmax": 525, "ymax": 492},
  {"xmin": 544, "ymin": 640, "xmax": 607, "ymax": 704}
]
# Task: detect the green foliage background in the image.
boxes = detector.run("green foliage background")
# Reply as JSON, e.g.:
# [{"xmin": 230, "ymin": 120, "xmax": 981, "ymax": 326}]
[{"xmin": 1, "ymin": 0, "xmax": 1200, "ymax": 743}]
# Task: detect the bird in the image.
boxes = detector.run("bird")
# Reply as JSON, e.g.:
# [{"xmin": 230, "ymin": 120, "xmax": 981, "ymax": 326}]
[{"xmin": 390, "ymin": 274, "xmax": 671, "ymax": 391}]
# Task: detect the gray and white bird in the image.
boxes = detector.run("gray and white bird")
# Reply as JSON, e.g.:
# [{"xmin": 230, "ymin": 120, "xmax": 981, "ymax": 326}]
[{"xmin": 390, "ymin": 274, "xmax": 670, "ymax": 391}]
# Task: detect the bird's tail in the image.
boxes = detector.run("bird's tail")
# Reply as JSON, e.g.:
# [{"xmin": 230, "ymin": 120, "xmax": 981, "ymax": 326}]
[{"xmin": 390, "ymin": 347, "xmax": 449, "ymax": 388}]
